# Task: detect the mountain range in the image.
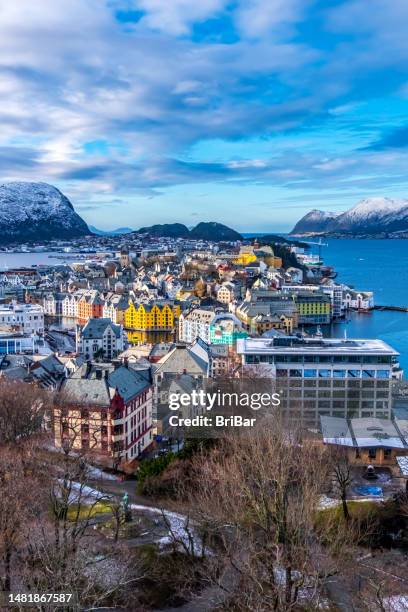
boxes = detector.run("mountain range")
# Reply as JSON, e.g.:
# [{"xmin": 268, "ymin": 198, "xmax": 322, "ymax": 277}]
[
  {"xmin": 0, "ymin": 181, "xmax": 243, "ymax": 244},
  {"xmin": 88, "ymin": 225, "xmax": 134, "ymax": 236},
  {"xmin": 290, "ymin": 197, "xmax": 408, "ymax": 236}
]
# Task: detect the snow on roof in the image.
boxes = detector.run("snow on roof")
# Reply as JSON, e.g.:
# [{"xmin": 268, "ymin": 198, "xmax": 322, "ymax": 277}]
[
  {"xmin": 396, "ymin": 456, "xmax": 408, "ymax": 477},
  {"xmin": 321, "ymin": 416, "xmax": 408, "ymax": 449}
]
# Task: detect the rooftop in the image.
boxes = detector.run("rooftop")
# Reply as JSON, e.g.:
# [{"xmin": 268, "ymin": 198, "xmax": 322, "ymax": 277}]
[
  {"xmin": 237, "ymin": 336, "xmax": 399, "ymax": 356},
  {"xmin": 81, "ymin": 318, "xmax": 122, "ymax": 339},
  {"xmin": 321, "ymin": 416, "xmax": 408, "ymax": 449}
]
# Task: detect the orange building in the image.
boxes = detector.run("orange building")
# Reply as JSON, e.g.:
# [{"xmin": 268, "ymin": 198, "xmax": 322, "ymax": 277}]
[{"xmin": 77, "ymin": 291, "xmax": 104, "ymax": 324}]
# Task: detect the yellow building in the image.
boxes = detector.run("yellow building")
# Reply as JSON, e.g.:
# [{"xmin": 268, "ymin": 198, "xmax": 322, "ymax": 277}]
[
  {"xmin": 124, "ymin": 301, "xmax": 181, "ymax": 342},
  {"xmin": 233, "ymin": 246, "xmax": 257, "ymax": 266}
]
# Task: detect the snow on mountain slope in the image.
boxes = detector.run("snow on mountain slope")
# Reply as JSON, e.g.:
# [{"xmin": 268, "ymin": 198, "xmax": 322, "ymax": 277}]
[
  {"xmin": 291, "ymin": 197, "xmax": 408, "ymax": 235},
  {"xmin": 0, "ymin": 182, "xmax": 89, "ymax": 244},
  {"xmin": 290, "ymin": 209, "xmax": 339, "ymax": 234},
  {"xmin": 333, "ymin": 197, "xmax": 408, "ymax": 231}
]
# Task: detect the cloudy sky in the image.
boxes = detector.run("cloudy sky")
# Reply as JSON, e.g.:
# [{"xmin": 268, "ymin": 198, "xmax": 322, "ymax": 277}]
[{"xmin": 1, "ymin": 0, "xmax": 408, "ymax": 231}]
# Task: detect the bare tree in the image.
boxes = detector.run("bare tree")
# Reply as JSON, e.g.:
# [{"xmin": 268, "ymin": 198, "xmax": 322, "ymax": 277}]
[
  {"xmin": 183, "ymin": 418, "xmax": 348, "ymax": 611},
  {"xmin": 0, "ymin": 378, "xmax": 50, "ymax": 444},
  {"xmin": 331, "ymin": 446, "xmax": 353, "ymax": 521}
]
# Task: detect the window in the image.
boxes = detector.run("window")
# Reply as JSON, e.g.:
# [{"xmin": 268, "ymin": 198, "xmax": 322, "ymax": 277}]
[
  {"xmin": 368, "ymin": 448, "xmax": 377, "ymax": 459},
  {"xmin": 304, "ymin": 369, "xmax": 317, "ymax": 378},
  {"xmin": 383, "ymin": 449, "xmax": 392, "ymax": 459},
  {"xmin": 318, "ymin": 369, "xmax": 330, "ymax": 378},
  {"xmin": 289, "ymin": 369, "xmax": 302, "ymax": 378}
]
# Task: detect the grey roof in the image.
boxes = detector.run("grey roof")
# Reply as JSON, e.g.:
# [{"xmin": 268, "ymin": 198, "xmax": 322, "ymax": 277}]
[
  {"xmin": 108, "ymin": 366, "xmax": 150, "ymax": 403},
  {"xmin": 62, "ymin": 377, "xmax": 111, "ymax": 406},
  {"xmin": 321, "ymin": 415, "xmax": 408, "ymax": 449},
  {"xmin": 154, "ymin": 345, "xmax": 208, "ymax": 376},
  {"xmin": 81, "ymin": 318, "xmax": 122, "ymax": 340},
  {"xmin": 169, "ymin": 374, "xmax": 199, "ymax": 396}
]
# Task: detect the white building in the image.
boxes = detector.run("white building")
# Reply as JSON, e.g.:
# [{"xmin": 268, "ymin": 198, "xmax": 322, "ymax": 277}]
[
  {"xmin": 62, "ymin": 293, "xmax": 80, "ymax": 318},
  {"xmin": 103, "ymin": 294, "xmax": 129, "ymax": 324},
  {"xmin": 77, "ymin": 318, "xmax": 124, "ymax": 361},
  {"xmin": 216, "ymin": 282, "xmax": 238, "ymax": 304},
  {"xmin": 43, "ymin": 293, "xmax": 56, "ymax": 316},
  {"xmin": 237, "ymin": 336, "xmax": 400, "ymax": 427},
  {"xmin": 179, "ymin": 309, "xmax": 216, "ymax": 344},
  {"xmin": 344, "ymin": 290, "xmax": 374, "ymax": 311},
  {"xmin": 0, "ymin": 301, "xmax": 44, "ymax": 334}
]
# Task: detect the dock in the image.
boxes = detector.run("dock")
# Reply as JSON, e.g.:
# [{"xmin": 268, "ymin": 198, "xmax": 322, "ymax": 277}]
[{"xmin": 373, "ymin": 305, "xmax": 408, "ymax": 312}]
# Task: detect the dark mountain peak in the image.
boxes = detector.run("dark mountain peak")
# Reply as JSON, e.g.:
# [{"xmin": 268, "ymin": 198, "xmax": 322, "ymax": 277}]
[
  {"xmin": 190, "ymin": 222, "xmax": 242, "ymax": 241},
  {"xmin": 135, "ymin": 221, "xmax": 242, "ymax": 242},
  {"xmin": 137, "ymin": 223, "xmax": 190, "ymax": 238}
]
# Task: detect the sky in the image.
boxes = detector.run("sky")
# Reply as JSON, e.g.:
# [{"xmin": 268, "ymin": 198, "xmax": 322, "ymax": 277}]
[{"xmin": 1, "ymin": 0, "xmax": 408, "ymax": 231}]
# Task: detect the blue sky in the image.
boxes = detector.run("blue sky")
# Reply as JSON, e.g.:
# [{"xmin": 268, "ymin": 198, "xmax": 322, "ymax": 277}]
[{"xmin": 1, "ymin": 0, "xmax": 408, "ymax": 231}]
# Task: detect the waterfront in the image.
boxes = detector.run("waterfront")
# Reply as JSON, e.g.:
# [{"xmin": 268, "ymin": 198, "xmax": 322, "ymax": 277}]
[
  {"xmin": 0, "ymin": 251, "xmax": 84, "ymax": 269},
  {"xmin": 2, "ymin": 240, "xmax": 408, "ymax": 372},
  {"xmin": 321, "ymin": 239, "xmax": 408, "ymax": 374}
]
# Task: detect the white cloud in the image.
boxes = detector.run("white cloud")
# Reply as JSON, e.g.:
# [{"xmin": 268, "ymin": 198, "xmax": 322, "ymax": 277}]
[
  {"xmin": 235, "ymin": 0, "xmax": 310, "ymax": 39},
  {"xmin": 134, "ymin": 0, "xmax": 226, "ymax": 35}
]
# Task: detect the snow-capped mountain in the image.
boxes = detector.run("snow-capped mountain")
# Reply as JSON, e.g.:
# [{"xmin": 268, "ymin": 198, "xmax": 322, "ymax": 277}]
[
  {"xmin": 290, "ymin": 209, "xmax": 339, "ymax": 234},
  {"xmin": 332, "ymin": 197, "xmax": 408, "ymax": 232},
  {"xmin": 290, "ymin": 197, "xmax": 408, "ymax": 235},
  {"xmin": 0, "ymin": 182, "xmax": 90, "ymax": 244}
]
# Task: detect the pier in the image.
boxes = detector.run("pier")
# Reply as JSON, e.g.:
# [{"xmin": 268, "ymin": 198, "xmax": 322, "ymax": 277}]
[{"xmin": 373, "ymin": 305, "xmax": 408, "ymax": 312}]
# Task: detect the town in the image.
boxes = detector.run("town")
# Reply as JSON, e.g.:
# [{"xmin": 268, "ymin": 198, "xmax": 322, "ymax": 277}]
[
  {"xmin": 0, "ymin": 231, "xmax": 387, "ymax": 462},
  {"xmin": 1, "ymin": 230, "xmax": 408, "ymax": 610}
]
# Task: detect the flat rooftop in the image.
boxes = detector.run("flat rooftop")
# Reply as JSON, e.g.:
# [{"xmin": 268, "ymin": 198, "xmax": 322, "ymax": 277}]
[
  {"xmin": 321, "ymin": 416, "xmax": 408, "ymax": 449},
  {"xmin": 236, "ymin": 336, "xmax": 399, "ymax": 356}
]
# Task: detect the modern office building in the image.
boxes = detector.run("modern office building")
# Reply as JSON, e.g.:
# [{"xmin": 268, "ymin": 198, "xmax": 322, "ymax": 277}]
[
  {"xmin": 0, "ymin": 332, "xmax": 36, "ymax": 355},
  {"xmin": 237, "ymin": 336, "xmax": 400, "ymax": 427}
]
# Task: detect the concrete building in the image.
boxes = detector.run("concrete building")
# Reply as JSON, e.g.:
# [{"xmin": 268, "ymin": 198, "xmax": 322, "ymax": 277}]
[
  {"xmin": 0, "ymin": 332, "xmax": 36, "ymax": 355},
  {"xmin": 0, "ymin": 301, "xmax": 44, "ymax": 334},
  {"xmin": 77, "ymin": 318, "xmax": 124, "ymax": 361},
  {"xmin": 237, "ymin": 336, "xmax": 400, "ymax": 427},
  {"xmin": 179, "ymin": 308, "xmax": 215, "ymax": 344}
]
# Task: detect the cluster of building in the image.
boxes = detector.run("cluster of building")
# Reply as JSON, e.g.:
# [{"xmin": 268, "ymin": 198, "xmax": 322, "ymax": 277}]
[{"xmin": 2, "ymin": 233, "xmax": 405, "ymax": 478}]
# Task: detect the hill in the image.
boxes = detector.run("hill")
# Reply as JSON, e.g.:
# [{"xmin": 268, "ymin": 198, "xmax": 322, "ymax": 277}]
[
  {"xmin": 135, "ymin": 221, "xmax": 242, "ymax": 241},
  {"xmin": 0, "ymin": 182, "xmax": 89, "ymax": 244}
]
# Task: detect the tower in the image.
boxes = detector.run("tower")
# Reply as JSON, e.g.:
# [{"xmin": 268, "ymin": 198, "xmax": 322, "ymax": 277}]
[{"xmin": 120, "ymin": 245, "xmax": 130, "ymax": 268}]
